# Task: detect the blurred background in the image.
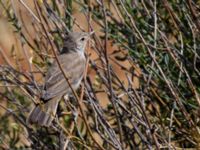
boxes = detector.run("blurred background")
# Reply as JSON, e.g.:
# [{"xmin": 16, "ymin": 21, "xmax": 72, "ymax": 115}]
[{"xmin": 0, "ymin": 0, "xmax": 200, "ymax": 149}]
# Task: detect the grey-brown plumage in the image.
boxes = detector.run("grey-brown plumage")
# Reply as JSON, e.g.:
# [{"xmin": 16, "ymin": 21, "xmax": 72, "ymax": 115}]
[{"xmin": 27, "ymin": 32, "xmax": 90, "ymax": 127}]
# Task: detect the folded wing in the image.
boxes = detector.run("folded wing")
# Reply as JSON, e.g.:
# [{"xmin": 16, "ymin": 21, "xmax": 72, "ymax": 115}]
[{"xmin": 42, "ymin": 52, "xmax": 85, "ymax": 100}]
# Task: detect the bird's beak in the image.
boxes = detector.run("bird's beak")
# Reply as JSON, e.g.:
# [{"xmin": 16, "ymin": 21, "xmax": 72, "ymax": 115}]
[{"xmin": 89, "ymin": 31, "xmax": 95, "ymax": 36}]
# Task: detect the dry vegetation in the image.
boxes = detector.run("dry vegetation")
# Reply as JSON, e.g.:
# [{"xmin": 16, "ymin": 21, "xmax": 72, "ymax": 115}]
[{"xmin": 0, "ymin": 0, "xmax": 200, "ymax": 149}]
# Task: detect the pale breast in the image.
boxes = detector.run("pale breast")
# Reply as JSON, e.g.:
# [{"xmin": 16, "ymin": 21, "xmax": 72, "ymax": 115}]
[{"xmin": 42, "ymin": 52, "xmax": 86, "ymax": 100}]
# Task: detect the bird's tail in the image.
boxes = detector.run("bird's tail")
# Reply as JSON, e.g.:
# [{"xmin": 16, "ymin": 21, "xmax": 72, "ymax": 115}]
[{"xmin": 27, "ymin": 96, "xmax": 61, "ymax": 127}]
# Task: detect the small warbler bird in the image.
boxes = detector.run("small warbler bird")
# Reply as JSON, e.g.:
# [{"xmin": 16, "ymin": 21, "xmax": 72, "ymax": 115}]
[{"xmin": 27, "ymin": 32, "xmax": 91, "ymax": 127}]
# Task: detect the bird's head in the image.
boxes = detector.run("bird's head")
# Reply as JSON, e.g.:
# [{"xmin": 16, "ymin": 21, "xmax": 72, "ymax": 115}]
[{"xmin": 61, "ymin": 31, "xmax": 93, "ymax": 54}]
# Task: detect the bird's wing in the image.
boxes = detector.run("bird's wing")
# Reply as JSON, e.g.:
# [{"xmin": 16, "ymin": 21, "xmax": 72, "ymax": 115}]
[{"xmin": 42, "ymin": 52, "xmax": 86, "ymax": 100}]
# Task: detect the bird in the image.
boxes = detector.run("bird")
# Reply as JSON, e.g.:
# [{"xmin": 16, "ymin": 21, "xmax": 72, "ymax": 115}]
[{"xmin": 27, "ymin": 32, "xmax": 91, "ymax": 127}]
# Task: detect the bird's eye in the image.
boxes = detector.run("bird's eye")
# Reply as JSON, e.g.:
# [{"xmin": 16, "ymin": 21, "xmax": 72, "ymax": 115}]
[{"xmin": 80, "ymin": 37, "xmax": 85, "ymax": 41}]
